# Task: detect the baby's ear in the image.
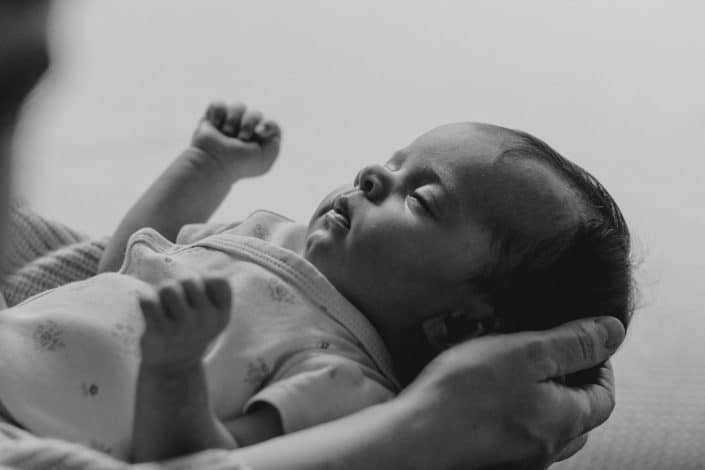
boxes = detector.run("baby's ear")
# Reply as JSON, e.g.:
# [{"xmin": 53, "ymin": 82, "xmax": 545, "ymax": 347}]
[{"xmin": 422, "ymin": 309, "xmax": 500, "ymax": 352}]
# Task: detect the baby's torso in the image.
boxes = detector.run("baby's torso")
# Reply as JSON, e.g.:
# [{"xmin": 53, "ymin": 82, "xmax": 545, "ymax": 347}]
[{"xmin": 0, "ymin": 211, "xmax": 397, "ymax": 459}]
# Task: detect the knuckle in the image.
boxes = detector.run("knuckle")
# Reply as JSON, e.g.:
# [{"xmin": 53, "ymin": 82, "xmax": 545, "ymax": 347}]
[
  {"xmin": 242, "ymin": 109, "xmax": 262, "ymax": 123},
  {"xmin": 526, "ymin": 429, "xmax": 559, "ymax": 463},
  {"xmin": 512, "ymin": 412, "xmax": 558, "ymax": 462},
  {"xmin": 523, "ymin": 338, "xmax": 549, "ymax": 365}
]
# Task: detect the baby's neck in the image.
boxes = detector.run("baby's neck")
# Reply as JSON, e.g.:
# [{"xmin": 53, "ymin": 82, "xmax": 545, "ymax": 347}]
[{"xmin": 377, "ymin": 322, "xmax": 435, "ymax": 388}]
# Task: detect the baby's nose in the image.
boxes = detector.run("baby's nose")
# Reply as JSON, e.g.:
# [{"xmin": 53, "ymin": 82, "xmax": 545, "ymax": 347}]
[{"xmin": 356, "ymin": 164, "xmax": 388, "ymax": 201}]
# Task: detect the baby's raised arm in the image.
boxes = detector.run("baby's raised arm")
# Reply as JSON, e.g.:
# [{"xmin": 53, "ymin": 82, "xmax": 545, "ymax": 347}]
[{"xmin": 98, "ymin": 102, "xmax": 281, "ymax": 272}]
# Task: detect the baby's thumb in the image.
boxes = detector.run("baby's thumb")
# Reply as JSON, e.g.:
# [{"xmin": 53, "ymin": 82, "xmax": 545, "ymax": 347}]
[
  {"xmin": 255, "ymin": 120, "xmax": 282, "ymax": 145},
  {"xmin": 204, "ymin": 278, "xmax": 232, "ymax": 310}
]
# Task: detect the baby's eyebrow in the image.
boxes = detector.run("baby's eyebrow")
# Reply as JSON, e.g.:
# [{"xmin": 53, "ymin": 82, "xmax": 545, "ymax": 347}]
[{"xmin": 389, "ymin": 151, "xmax": 450, "ymax": 192}]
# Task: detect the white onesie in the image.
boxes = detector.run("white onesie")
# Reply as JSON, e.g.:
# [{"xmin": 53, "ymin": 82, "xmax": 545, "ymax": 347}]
[{"xmin": 0, "ymin": 210, "xmax": 398, "ymax": 459}]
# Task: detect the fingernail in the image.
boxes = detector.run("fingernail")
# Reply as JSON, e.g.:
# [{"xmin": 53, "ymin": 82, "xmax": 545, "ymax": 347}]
[{"xmin": 595, "ymin": 317, "xmax": 625, "ymax": 351}]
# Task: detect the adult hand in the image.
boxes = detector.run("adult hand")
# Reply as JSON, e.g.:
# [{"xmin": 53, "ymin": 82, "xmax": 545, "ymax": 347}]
[{"xmin": 396, "ymin": 316, "xmax": 625, "ymax": 470}]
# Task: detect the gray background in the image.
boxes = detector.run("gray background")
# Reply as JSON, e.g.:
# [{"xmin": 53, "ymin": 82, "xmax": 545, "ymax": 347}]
[{"xmin": 12, "ymin": 1, "xmax": 705, "ymax": 467}]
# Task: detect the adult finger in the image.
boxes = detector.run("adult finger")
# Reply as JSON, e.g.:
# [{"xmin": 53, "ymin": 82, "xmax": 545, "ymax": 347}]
[
  {"xmin": 575, "ymin": 360, "xmax": 616, "ymax": 431},
  {"xmin": 540, "ymin": 360, "xmax": 615, "ymax": 448},
  {"xmin": 530, "ymin": 317, "xmax": 624, "ymax": 381}
]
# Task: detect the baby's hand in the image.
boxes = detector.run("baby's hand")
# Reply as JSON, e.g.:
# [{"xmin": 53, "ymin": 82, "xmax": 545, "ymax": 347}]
[
  {"xmin": 138, "ymin": 277, "xmax": 231, "ymax": 369},
  {"xmin": 191, "ymin": 101, "xmax": 282, "ymax": 181}
]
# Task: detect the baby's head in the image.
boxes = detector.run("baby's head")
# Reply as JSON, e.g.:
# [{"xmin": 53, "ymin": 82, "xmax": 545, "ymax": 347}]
[{"xmin": 304, "ymin": 122, "xmax": 633, "ymax": 383}]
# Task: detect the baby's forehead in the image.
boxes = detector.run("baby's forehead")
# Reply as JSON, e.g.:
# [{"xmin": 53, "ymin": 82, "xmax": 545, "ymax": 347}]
[
  {"xmin": 404, "ymin": 123, "xmax": 579, "ymax": 236},
  {"xmin": 398, "ymin": 123, "xmax": 517, "ymax": 192},
  {"xmin": 404, "ymin": 122, "xmax": 509, "ymax": 165}
]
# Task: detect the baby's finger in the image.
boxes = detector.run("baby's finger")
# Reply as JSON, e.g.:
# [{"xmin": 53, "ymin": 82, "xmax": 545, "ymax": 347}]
[
  {"xmin": 203, "ymin": 278, "xmax": 231, "ymax": 332},
  {"xmin": 223, "ymin": 102, "xmax": 247, "ymax": 137},
  {"xmin": 205, "ymin": 101, "xmax": 227, "ymax": 129},
  {"xmin": 181, "ymin": 277, "xmax": 208, "ymax": 312},
  {"xmin": 255, "ymin": 119, "xmax": 282, "ymax": 143},
  {"xmin": 204, "ymin": 278, "xmax": 232, "ymax": 312},
  {"xmin": 238, "ymin": 109, "xmax": 263, "ymax": 141},
  {"xmin": 158, "ymin": 282, "xmax": 189, "ymax": 325},
  {"xmin": 139, "ymin": 294, "xmax": 167, "ymax": 332}
]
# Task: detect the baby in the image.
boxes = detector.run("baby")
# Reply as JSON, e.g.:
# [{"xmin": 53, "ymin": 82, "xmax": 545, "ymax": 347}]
[{"xmin": 0, "ymin": 101, "xmax": 633, "ymax": 462}]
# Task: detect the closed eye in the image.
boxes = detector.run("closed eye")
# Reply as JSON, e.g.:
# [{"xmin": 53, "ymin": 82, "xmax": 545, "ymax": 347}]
[{"xmin": 408, "ymin": 192, "xmax": 434, "ymax": 218}]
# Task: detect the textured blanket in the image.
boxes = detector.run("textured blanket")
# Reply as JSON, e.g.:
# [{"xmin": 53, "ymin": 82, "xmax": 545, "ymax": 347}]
[{"xmin": 0, "ymin": 204, "xmax": 251, "ymax": 469}]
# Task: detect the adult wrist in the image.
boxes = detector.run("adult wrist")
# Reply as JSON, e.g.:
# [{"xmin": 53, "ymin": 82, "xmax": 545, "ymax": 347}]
[{"xmin": 389, "ymin": 393, "xmax": 461, "ymax": 470}]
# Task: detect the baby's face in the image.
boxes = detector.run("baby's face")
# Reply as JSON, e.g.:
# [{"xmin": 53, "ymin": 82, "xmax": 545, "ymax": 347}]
[
  {"xmin": 304, "ymin": 122, "xmax": 575, "ymax": 336},
  {"xmin": 304, "ymin": 123, "xmax": 499, "ymax": 332}
]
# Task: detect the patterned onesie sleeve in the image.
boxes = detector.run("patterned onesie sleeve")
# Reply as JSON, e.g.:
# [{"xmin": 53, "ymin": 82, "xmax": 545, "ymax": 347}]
[{"xmin": 244, "ymin": 354, "xmax": 395, "ymax": 433}]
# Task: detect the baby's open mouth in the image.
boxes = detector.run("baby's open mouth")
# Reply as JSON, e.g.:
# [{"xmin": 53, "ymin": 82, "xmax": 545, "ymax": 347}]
[{"xmin": 329, "ymin": 197, "xmax": 351, "ymax": 229}]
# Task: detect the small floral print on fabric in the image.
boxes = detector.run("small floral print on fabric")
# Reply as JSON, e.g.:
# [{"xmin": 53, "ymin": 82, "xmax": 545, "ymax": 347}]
[
  {"xmin": 319, "ymin": 341, "xmax": 331, "ymax": 350},
  {"xmin": 245, "ymin": 358, "xmax": 271, "ymax": 386},
  {"xmin": 267, "ymin": 278, "xmax": 298, "ymax": 304},
  {"xmin": 81, "ymin": 382, "xmax": 100, "ymax": 397},
  {"xmin": 32, "ymin": 320, "xmax": 66, "ymax": 352},
  {"xmin": 253, "ymin": 223, "xmax": 269, "ymax": 240},
  {"xmin": 164, "ymin": 256, "xmax": 174, "ymax": 264}
]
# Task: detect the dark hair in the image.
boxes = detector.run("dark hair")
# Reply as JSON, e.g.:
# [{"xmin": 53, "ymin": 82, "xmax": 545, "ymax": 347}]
[{"xmin": 474, "ymin": 129, "xmax": 634, "ymax": 334}]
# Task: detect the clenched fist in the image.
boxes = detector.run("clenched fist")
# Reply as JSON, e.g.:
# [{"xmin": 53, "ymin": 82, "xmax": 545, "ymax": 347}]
[{"xmin": 191, "ymin": 101, "xmax": 282, "ymax": 182}]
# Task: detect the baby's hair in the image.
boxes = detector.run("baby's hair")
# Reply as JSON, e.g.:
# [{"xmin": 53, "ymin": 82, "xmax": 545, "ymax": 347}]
[{"xmin": 474, "ymin": 129, "xmax": 634, "ymax": 334}]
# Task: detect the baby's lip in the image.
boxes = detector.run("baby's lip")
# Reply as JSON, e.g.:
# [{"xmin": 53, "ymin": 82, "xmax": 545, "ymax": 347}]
[{"xmin": 332, "ymin": 195, "xmax": 351, "ymax": 228}]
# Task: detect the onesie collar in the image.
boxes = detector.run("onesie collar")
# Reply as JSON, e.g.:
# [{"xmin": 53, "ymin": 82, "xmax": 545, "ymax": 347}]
[{"xmin": 196, "ymin": 222, "xmax": 400, "ymax": 390}]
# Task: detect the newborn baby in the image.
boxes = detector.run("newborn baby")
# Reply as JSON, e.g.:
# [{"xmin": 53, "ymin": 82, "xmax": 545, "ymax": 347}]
[{"xmin": 0, "ymin": 102, "xmax": 633, "ymax": 461}]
